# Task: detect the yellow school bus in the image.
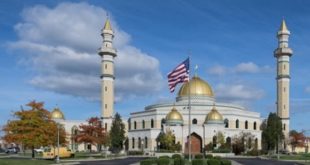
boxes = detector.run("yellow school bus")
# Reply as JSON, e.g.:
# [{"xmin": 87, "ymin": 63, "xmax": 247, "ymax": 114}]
[{"xmin": 42, "ymin": 147, "xmax": 74, "ymax": 159}]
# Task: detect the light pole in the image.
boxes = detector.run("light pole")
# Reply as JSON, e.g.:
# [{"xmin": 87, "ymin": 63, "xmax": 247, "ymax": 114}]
[
  {"xmin": 51, "ymin": 107, "xmax": 65, "ymax": 164},
  {"xmin": 56, "ymin": 123, "xmax": 60, "ymax": 164}
]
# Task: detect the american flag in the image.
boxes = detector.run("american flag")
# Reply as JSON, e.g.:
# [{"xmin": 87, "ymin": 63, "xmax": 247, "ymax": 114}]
[{"xmin": 167, "ymin": 58, "xmax": 190, "ymax": 92}]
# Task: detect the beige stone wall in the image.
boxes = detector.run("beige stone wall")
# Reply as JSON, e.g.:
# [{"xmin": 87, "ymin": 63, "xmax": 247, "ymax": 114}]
[
  {"xmin": 102, "ymin": 61, "xmax": 114, "ymax": 75},
  {"xmin": 102, "ymin": 80, "xmax": 114, "ymax": 118}
]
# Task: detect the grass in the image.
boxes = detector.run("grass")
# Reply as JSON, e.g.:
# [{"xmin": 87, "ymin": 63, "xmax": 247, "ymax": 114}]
[
  {"xmin": 0, "ymin": 158, "xmax": 54, "ymax": 165},
  {"xmin": 280, "ymin": 153, "xmax": 310, "ymax": 160}
]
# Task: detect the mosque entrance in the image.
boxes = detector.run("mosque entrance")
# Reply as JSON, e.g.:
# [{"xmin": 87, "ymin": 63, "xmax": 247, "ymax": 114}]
[{"xmin": 185, "ymin": 133, "xmax": 202, "ymax": 154}]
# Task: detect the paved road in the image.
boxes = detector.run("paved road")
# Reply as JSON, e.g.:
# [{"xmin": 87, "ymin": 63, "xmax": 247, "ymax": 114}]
[
  {"xmin": 230, "ymin": 158, "xmax": 303, "ymax": 165},
  {"xmin": 78, "ymin": 157, "xmax": 146, "ymax": 165}
]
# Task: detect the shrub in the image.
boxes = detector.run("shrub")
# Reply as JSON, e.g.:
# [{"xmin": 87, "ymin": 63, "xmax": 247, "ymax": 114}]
[
  {"xmin": 208, "ymin": 159, "xmax": 221, "ymax": 165},
  {"xmin": 183, "ymin": 154, "xmax": 192, "ymax": 159},
  {"xmin": 173, "ymin": 158, "xmax": 185, "ymax": 165},
  {"xmin": 172, "ymin": 154, "xmax": 182, "ymax": 159},
  {"xmin": 205, "ymin": 154, "xmax": 213, "ymax": 159},
  {"xmin": 128, "ymin": 151, "xmax": 143, "ymax": 155},
  {"xmin": 192, "ymin": 159, "xmax": 204, "ymax": 165},
  {"xmin": 214, "ymin": 156, "xmax": 222, "ymax": 160},
  {"xmin": 157, "ymin": 157, "xmax": 170, "ymax": 165},
  {"xmin": 140, "ymin": 158, "xmax": 157, "ymax": 165},
  {"xmin": 220, "ymin": 160, "xmax": 231, "ymax": 165},
  {"xmin": 159, "ymin": 155, "xmax": 170, "ymax": 159},
  {"xmin": 194, "ymin": 154, "xmax": 203, "ymax": 159}
]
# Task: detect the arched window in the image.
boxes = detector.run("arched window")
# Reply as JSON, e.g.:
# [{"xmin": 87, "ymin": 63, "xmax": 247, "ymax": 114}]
[
  {"xmin": 255, "ymin": 138, "xmax": 258, "ymax": 149},
  {"xmin": 145, "ymin": 137, "xmax": 148, "ymax": 148},
  {"xmin": 142, "ymin": 120, "xmax": 145, "ymax": 129},
  {"xmin": 132, "ymin": 138, "xmax": 135, "ymax": 149},
  {"xmin": 138, "ymin": 137, "xmax": 141, "ymax": 149},
  {"xmin": 283, "ymin": 124, "xmax": 286, "ymax": 130},
  {"xmin": 213, "ymin": 136, "xmax": 217, "ymax": 148},
  {"xmin": 226, "ymin": 137, "xmax": 231, "ymax": 145},
  {"xmin": 248, "ymin": 138, "xmax": 252, "ymax": 149},
  {"xmin": 151, "ymin": 119, "xmax": 154, "ymax": 128},
  {"xmin": 192, "ymin": 118, "xmax": 197, "ymax": 125},
  {"xmin": 161, "ymin": 118, "xmax": 165, "ymax": 130},
  {"xmin": 134, "ymin": 121, "xmax": 137, "ymax": 129},
  {"xmin": 245, "ymin": 121, "xmax": 248, "ymax": 129},
  {"xmin": 128, "ymin": 118, "xmax": 131, "ymax": 130},
  {"xmin": 224, "ymin": 119, "xmax": 229, "ymax": 128},
  {"xmin": 253, "ymin": 122, "xmax": 257, "ymax": 130},
  {"xmin": 105, "ymin": 123, "xmax": 107, "ymax": 130},
  {"xmin": 236, "ymin": 119, "xmax": 239, "ymax": 128}
]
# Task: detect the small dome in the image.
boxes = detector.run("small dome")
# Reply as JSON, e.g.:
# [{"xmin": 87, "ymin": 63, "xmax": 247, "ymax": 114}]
[
  {"xmin": 51, "ymin": 107, "xmax": 65, "ymax": 120},
  {"xmin": 166, "ymin": 107, "xmax": 183, "ymax": 125},
  {"xmin": 178, "ymin": 76, "xmax": 214, "ymax": 97},
  {"xmin": 205, "ymin": 106, "xmax": 223, "ymax": 124}
]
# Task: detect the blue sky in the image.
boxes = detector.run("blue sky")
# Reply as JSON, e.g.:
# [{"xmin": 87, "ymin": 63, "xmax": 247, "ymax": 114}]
[{"xmin": 1, "ymin": 0, "xmax": 310, "ymax": 135}]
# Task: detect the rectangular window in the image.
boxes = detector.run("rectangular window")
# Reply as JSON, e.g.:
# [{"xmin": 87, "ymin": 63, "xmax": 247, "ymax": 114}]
[
  {"xmin": 105, "ymin": 104, "xmax": 107, "ymax": 109},
  {"xmin": 105, "ymin": 86, "xmax": 107, "ymax": 91},
  {"xmin": 105, "ymin": 64, "xmax": 107, "ymax": 69},
  {"xmin": 284, "ymin": 87, "xmax": 286, "ymax": 92}
]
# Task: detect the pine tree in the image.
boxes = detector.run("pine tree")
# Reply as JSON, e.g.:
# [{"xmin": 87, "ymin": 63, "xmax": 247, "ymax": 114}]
[
  {"xmin": 262, "ymin": 112, "xmax": 284, "ymax": 152},
  {"xmin": 109, "ymin": 113, "xmax": 125, "ymax": 153}
]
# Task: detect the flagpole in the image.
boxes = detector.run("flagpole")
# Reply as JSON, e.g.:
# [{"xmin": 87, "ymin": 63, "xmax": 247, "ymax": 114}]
[{"xmin": 188, "ymin": 56, "xmax": 192, "ymax": 162}]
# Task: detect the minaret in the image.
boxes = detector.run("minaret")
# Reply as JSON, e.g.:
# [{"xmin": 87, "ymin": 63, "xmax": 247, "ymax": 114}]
[
  {"xmin": 274, "ymin": 19, "xmax": 293, "ymax": 147},
  {"xmin": 98, "ymin": 18, "xmax": 117, "ymax": 130}
]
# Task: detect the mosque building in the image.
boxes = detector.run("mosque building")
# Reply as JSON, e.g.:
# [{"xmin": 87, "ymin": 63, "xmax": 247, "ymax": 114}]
[{"xmin": 49, "ymin": 19, "xmax": 293, "ymax": 153}]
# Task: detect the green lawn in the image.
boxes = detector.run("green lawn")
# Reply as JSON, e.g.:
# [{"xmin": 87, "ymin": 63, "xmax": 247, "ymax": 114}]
[
  {"xmin": 280, "ymin": 154, "xmax": 310, "ymax": 160},
  {"xmin": 0, "ymin": 159, "xmax": 54, "ymax": 165}
]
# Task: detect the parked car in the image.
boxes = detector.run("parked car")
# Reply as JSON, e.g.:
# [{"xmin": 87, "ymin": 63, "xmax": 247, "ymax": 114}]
[
  {"xmin": 5, "ymin": 147, "xmax": 20, "ymax": 154},
  {"xmin": 0, "ymin": 148, "xmax": 5, "ymax": 153}
]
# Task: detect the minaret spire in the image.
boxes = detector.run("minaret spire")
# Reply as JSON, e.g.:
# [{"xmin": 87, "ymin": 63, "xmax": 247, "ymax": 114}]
[
  {"xmin": 98, "ymin": 17, "xmax": 117, "ymax": 131},
  {"xmin": 274, "ymin": 19, "xmax": 293, "ymax": 149}
]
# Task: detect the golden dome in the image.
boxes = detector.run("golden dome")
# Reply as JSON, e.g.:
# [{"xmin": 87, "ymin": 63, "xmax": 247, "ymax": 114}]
[
  {"xmin": 178, "ymin": 76, "xmax": 213, "ymax": 97},
  {"xmin": 51, "ymin": 107, "xmax": 65, "ymax": 120},
  {"xmin": 205, "ymin": 106, "xmax": 223, "ymax": 123},
  {"xmin": 166, "ymin": 107, "xmax": 183, "ymax": 125}
]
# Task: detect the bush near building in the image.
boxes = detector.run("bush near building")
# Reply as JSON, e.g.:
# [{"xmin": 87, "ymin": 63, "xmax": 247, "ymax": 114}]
[{"xmin": 139, "ymin": 155, "xmax": 232, "ymax": 165}]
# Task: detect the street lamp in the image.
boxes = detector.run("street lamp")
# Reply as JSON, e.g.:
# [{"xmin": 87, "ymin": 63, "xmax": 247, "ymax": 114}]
[{"xmin": 51, "ymin": 107, "xmax": 65, "ymax": 164}]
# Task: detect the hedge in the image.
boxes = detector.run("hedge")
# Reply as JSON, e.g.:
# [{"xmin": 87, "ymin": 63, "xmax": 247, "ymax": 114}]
[
  {"xmin": 172, "ymin": 154, "xmax": 182, "ymax": 159},
  {"xmin": 128, "ymin": 151, "xmax": 143, "ymax": 155},
  {"xmin": 221, "ymin": 160, "xmax": 232, "ymax": 165},
  {"xmin": 157, "ymin": 157, "xmax": 170, "ymax": 165},
  {"xmin": 205, "ymin": 154, "xmax": 213, "ymax": 159},
  {"xmin": 140, "ymin": 158, "xmax": 157, "ymax": 165},
  {"xmin": 192, "ymin": 159, "xmax": 204, "ymax": 165},
  {"xmin": 159, "ymin": 155, "xmax": 170, "ymax": 159},
  {"xmin": 173, "ymin": 158, "xmax": 185, "ymax": 165},
  {"xmin": 208, "ymin": 159, "xmax": 221, "ymax": 165},
  {"xmin": 194, "ymin": 154, "xmax": 203, "ymax": 159}
]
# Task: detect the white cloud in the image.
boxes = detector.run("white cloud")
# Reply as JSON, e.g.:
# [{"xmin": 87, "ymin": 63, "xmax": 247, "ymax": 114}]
[
  {"xmin": 234, "ymin": 62, "xmax": 260, "ymax": 73},
  {"xmin": 9, "ymin": 2, "xmax": 163, "ymax": 101},
  {"xmin": 207, "ymin": 62, "xmax": 271, "ymax": 76},
  {"xmin": 207, "ymin": 65, "xmax": 226, "ymax": 75},
  {"xmin": 214, "ymin": 83, "xmax": 264, "ymax": 104}
]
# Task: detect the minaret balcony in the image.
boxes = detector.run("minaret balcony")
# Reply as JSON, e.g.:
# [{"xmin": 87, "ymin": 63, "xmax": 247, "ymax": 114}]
[
  {"xmin": 274, "ymin": 48, "xmax": 293, "ymax": 57},
  {"xmin": 98, "ymin": 47, "xmax": 117, "ymax": 56}
]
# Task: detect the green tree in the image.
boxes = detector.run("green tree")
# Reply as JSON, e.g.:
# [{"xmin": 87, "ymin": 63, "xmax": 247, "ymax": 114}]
[
  {"xmin": 109, "ymin": 113, "xmax": 125, "ymax": 153},
  {"xmin": 2, "ymin": 101, "xmax": 66, "ymax": 158},
  {"xmin": 262, "ymin": 112, "xmax": 284, "ymax": 153},
  {"xmin": 157, "ymin": 130, "xmax": 181, "ymax": 152}
]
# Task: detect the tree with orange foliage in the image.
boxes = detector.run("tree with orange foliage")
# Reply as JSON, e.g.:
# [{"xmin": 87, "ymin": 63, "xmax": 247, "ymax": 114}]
[
  {"xmin": 289, "ymin": 130, "xmax": 306, "ymax": 152},
  {"xmin": 74, "ymin": 117, "xmax": 107, "ymax": 152},
  {"xmin": 2, "ymin": 101, "xmax": 66, "ymax": 158}
]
